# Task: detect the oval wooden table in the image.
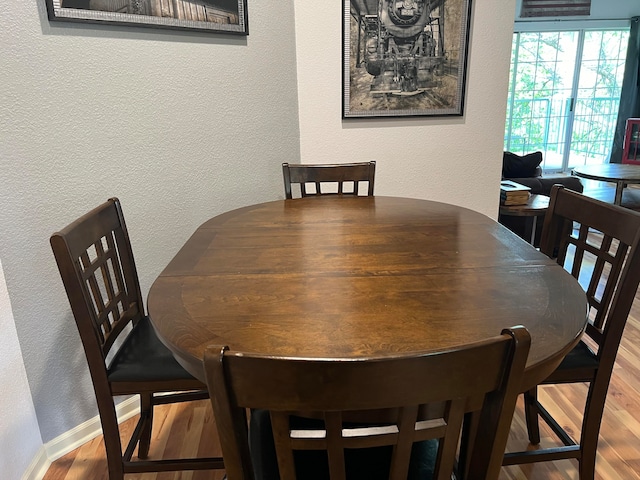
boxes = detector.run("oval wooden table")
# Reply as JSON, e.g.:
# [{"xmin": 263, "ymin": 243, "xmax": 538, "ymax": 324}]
[{"xmin": 148, "ymin": 196, "xmax": 587, "ymax": 392}]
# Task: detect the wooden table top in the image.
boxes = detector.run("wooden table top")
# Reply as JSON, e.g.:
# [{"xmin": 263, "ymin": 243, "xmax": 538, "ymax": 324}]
[
  {"xmin": 573, "ymin": 163, "xmax": 640, "ymax": 183},
  {"xmin": 148, "ymin": 196, "xmax": 587, "ymax": 390}
]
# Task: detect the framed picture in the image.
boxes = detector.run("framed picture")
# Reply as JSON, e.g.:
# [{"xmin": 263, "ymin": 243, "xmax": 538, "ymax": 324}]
[
  {"xmin": 343, "ymin": 0, "xmax": 471, "ymax": 118},
  {"xmin": 46, "ymin": 0, "xmax": 248, "ymax": 35}
]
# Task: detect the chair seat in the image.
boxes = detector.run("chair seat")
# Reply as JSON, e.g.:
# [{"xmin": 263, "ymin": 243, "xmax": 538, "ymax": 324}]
[
  {"xmin": 556, "ymin": 341, "xmax": 599, "ymax": 371},
  {"xmin": 541, "ymin": 340, "xmax": 599, "ymax": 385},
  {"xmin": 108, "ymin": 316, "xmax": 197, "ymax": 383}
]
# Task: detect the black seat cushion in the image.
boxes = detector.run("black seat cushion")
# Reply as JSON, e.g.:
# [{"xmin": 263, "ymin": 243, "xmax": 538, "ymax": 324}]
[
  {"xmin": 107, "ymin": 316, "xmax": 196, "ymax": 383},
  {"xmin": 249, "ymin": 409, "xmax": 438, "ymax": 480},
  {"xmin": 555, "ymin": 340, "xmax": 599, "ymax": 371}
]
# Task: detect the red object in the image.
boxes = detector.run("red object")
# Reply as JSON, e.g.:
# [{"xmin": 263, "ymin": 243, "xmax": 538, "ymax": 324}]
[{"xmin": 622, "ymin": 118, "xmax": 640, "ymax": 165}]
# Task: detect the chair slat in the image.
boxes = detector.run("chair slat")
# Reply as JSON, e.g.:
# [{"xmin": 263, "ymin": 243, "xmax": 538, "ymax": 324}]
[{"xmin": 388, "ymin": 406, "xmax": 418, "ymax": 480}]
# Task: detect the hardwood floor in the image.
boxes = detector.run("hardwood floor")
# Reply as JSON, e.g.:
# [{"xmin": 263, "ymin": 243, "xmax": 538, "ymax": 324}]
[
  {"xmin": 42, "ymin": 303, "xmax": 640, "ymax": 480},
  {"xmin": 42, "ymin": 400, "xmax": 226, "ymax": 480}
]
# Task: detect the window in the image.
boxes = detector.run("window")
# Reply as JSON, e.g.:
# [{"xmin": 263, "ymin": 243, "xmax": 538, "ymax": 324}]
[{"xmin": 504, "ymin": 29, "xmax": 629, "ymax": 172}]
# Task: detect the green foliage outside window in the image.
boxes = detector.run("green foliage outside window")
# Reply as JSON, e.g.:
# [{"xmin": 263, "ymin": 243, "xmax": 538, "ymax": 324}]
[{"xmin": 505, "ymin": 29, "xmax": 629, "ymax": 170}]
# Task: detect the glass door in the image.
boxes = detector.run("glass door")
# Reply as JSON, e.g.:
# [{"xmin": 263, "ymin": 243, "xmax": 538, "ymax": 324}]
[{"xmin": 505, "ymin": 29, "xmax": 629, "ymax": 172}]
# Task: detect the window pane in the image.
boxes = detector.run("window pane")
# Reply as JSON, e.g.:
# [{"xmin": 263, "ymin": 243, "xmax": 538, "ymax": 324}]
[
  {"xmin": 569, "ymin": 30, "xmax": 630, "ymax": 168},
  {"xmin": 505, "ymin": 28, "xmax": 630, "ymax": 172},
  {"xmin": 505, "ymin": 31, "xmax": 578, "ymax": 171}
]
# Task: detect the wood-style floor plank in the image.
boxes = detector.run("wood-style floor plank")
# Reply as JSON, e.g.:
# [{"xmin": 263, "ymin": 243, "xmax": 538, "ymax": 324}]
[
  {"xmin": 500, "ymin": 311, "xmax": 640, "ymax": 480},
  {"xmin": 42, "ymin": 401, "xmax": 225, "ymax": 480}
]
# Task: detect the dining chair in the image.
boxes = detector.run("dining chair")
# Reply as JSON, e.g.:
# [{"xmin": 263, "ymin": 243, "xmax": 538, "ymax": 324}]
[
  {"xmin": 50, "ymin": 198, "xmax": 224, "ymax": 480},
  {"xmin": 204, "ymin": 326, "xmax": 530, "ymax": 480},
  {"xmin": 282, "ymin": 161, "xmax": 376, "ymax": 199},
  {"xmin": 503, "ymin": 185, "xmax": 640, "ymax": 479}
]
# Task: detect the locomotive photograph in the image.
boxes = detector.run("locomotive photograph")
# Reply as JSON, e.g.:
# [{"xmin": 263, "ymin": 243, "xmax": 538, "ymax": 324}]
[
  {"xmin": 343, "ymin": 0, "xmax": 471, "ymax": 118},
  {"xmin": 46, "ymin": 0, "xmax": 248, "ymax": 34}
]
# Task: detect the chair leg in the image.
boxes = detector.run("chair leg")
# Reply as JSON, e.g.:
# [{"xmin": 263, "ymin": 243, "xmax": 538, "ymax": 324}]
[
  {"xmin": 138, "ymin": 393, "xmax": 153, "ymax": 459},
  {"xmin": 524, "ymin": 388, "xmax": 541, "ymax": 445},
  {"xmin": 577, "ymin": 378, "xmax": 610, "ymax": 480},
  {"xmin": 98, "ymin": 401, "xmax": 125, "ymax": 480},
  {"xmin": 579, "ymin": 453, "xmax": 597, "ymax": 480}
]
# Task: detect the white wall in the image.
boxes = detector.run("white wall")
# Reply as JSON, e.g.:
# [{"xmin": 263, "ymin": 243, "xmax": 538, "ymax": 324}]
[
  {"xmin": 0, "ymin": 0, "xmax": 300, "ymax": 447},
  {"xmin": 295, "ymin": 1, "xmax": 517, "ymax": 218},
  {"xmin": 0, "ymin": 260, "xmax": 42, "ymax": 479}
]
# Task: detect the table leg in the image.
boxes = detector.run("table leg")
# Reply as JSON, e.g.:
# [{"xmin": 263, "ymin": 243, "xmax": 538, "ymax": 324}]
[
  {"xmin": 614, "ymin": 181, "xmax": 625, "ymax": 205},
  {"xmin": 530, "ymin": 216, "xmax": 538, "ymax": 245},
  {"xmin": 521, "ymin": 216, "xmax": 539, "ymax": 245}
]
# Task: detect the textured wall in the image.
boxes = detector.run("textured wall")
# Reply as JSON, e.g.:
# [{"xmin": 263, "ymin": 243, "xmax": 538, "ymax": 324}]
[
  {"xmin": 0, "ymin": 1, "xmax": 300, "ymax": 443},
  {"xmin": 294, "ymin": 1, "xmax": 516, "ymax": 218},
  {"xmin": 0, "ymin": 261, "xmax": 42, "ymax": 479}
]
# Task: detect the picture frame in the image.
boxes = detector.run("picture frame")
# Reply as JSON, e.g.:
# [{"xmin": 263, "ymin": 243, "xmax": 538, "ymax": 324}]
[
  {"xmin": 45, "ymin": 0, "xmax": 248, "ymax": 35},
  {"xmin": 343, "ymin": 0, "xmax": 471, "ymax": 118}
]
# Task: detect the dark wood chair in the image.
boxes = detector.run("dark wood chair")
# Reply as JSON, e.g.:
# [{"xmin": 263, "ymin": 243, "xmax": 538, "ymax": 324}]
[
  {"xmin": 204, "ymin": 326, "xmax": 530, "ymax": 480},
  {"xmin": 503, "ymin": 185, "xmax": 640, "ymax": 479},
  {"xmin": 282, "ymin": 161, "xmax": 376, "ymax": 199},
  {"xmin": 50, "ymin": 198, "xmax": 224, "ymax": 480}
]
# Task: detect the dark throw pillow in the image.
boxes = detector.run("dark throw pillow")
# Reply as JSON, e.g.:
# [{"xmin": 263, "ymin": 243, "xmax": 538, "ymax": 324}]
[{"xmin": 502, "ymin": 151, "xmax": 543, "ymax": 178}]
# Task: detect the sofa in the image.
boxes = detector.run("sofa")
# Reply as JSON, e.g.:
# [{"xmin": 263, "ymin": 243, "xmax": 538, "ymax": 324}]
[{"xmin": 499, "ymin": 151, "xmax": 583, "ymax": 246}]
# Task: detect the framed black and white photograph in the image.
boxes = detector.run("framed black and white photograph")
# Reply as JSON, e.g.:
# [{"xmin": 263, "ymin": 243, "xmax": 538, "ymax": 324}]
[
  {"xmin": 46, "ymin": 0, "xmax": 248, "ymax": 35},
  {"xmin": 343, "ymin": 0, "xmax": 471, "ymax": 118}
]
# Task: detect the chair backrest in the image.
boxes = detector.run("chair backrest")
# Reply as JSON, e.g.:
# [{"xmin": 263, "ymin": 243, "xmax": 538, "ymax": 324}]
[
  {"xmin": 540, "ymin": 185, "xmax": 640, "ymax": 369},
  {"xmin": 204, "ymin": 326, "xmax": 530, "ymax": 480},
  {"xmin": 50, "ymin": 198, "xmax": 145, "ymax": 374},
  {"xmin": 282, "ymin": 161, "xmax": 376, "ymax": 199}
]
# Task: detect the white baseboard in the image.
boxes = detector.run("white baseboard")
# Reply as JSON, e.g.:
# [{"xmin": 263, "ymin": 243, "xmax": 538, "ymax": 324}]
[
  {"xmin": 22, "ymin": 396, "xmax": 140, "ymax": 480},
  {"xmin": 20, "ymin": 447, "xmax": 50, "ymax": 480}
]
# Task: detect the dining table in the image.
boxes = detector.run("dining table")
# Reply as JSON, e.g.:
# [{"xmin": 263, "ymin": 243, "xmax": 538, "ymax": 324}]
[{"xmin": 147, "ymin": 196, "xmax": 588, "ymax": 393}]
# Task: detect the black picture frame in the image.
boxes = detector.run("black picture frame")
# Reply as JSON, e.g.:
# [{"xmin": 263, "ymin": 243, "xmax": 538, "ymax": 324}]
[
  {"xmin": 46, "ymin": 0, "xmax": 248, "ymax": 35},
  {"xmin": 343, "ymin": 0, "xmax": 471, "ymax": 118}
]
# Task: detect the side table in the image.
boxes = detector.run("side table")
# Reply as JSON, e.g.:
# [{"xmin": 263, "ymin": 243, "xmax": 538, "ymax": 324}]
[{"xmin": 499, "ymin": 194, "xmax": 550, "ymax": 245}]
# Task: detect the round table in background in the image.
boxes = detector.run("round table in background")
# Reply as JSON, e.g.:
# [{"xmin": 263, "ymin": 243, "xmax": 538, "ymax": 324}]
[
  {"xmin": 573, "ymin": 163, "xmax": 640, "ymax": 205},
  {"xmin": 148, "ymin": 196, "xmax": 587, "ymax": 392},
  {"xmin": 499, "ymin": 193, "xmax": 550, "ymax": 244}
]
